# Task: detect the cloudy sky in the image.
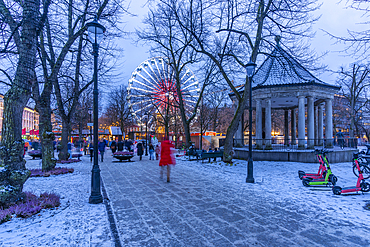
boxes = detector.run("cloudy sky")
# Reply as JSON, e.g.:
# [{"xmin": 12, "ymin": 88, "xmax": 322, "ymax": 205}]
[{"xmin": 116, "ymin": 0, "xmax": 366, "ymax": 88}]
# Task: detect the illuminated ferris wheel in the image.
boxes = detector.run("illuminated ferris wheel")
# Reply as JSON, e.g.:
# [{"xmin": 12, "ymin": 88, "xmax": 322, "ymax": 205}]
[{"xmin": 127, "ymin": 57, "xmax": 200, "ymax": 125}]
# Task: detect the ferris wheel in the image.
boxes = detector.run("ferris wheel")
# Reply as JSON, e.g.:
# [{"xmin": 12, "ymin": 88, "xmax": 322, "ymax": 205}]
[{"xmin": 127, "ymin": 57, "xmax": 200, "ymax": 125}]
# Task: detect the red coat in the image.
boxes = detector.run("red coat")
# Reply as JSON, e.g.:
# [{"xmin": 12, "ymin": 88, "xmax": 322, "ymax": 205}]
[{"xmin": 159, "ymin": 140, "xmax": 176, "ymax": 166}]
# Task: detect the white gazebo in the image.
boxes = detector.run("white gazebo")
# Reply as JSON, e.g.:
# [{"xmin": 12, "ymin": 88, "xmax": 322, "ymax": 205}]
[{"xmin": 231, "ymin": 39, "xmax": 340, "ymax": 150}]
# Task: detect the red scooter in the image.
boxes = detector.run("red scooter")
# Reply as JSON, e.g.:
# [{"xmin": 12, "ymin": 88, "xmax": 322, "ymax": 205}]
[
  {"xmin": 333, "ymin": 152, "xmax": 370, "ymax": 195},
  {"xmin": 298, "ymin": 149, "xmax": 328, "ymax": 180}
]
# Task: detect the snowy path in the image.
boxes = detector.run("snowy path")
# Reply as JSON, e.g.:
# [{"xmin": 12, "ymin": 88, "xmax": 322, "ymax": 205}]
[{"xmin": 101, "ymin": 152, "xmax": 370, "ymax": 246}]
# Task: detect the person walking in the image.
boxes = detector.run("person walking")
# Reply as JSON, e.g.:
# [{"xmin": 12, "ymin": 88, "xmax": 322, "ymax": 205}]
[
  {"xmin": 149, "ymin": 143, "xmax": 154, "ymax": 160},
  {"xmin": 336, "ymin": 130, "xmax": 345, "ymax": 149},
  {"xmin": 159, "ymin": 140, "xmax": 176, "ymax": 182},
  {"xmin": 110, "ymin": 140, "xmax": 117, "ymax": 154},
  {"xmin": 89, "ymin": 142, "xmax": 94, "ymax": 162},
  {"xmin": 155, "ymin": 144, "xmax": 160, "ymax": 160},
  {"xmin": 137, "ymin": 142, "xmax": 144, "ymax": 160},
  {"xmin": 98, "ymin": 139, "xmax": 106, "ymax": 162},
  {"xmin": 117, "ymin": 140, "xmax": 124, "ymax": 151}
]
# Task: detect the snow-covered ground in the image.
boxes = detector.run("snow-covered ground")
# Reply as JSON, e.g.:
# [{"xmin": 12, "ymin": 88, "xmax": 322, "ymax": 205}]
[
  {"xmin": 0, "ymin": 155, "xmax": 114, "ymax": 247},
  {"xmin": 1, "ymin": 149, "xmax": 369, "ymax": 246},
  {"xmin": 178, "ymin": 153, "xmax": 370, "ymax": 229}
]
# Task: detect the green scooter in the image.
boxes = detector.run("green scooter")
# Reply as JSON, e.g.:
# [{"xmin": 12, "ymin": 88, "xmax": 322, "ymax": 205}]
[{"xmin": 302, "ymin": 149, "xmax": 338, "ymax": 187}]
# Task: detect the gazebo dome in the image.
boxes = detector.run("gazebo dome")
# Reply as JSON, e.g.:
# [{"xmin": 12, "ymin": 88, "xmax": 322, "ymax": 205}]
[{"xmin": 252, "ymin": 44, "xmax": 334, "ymax": 89}]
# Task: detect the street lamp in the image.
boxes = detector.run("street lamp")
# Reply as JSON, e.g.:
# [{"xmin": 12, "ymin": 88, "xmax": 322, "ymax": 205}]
[
  {"xmin": 88, "ymin": 108, "xmax": 93, "ymax": 162},
  {"xmin": 86, "ymin": 17, "xmax": 106, "ymax": 204},
  {"xmin": 245, "ymin": 60, "xmax": 256, "ymax": 183},
  {"xmin": 144, "ymin": 114, "xmax": 149, "ymax": 156}
]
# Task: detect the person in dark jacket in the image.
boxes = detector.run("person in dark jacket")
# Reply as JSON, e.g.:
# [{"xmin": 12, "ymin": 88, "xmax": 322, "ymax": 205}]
[
  {"xmin": 117, "ymin": 140, "xmax": 124, "ymax": 151},
  {"xmin": 137, "ymin": 142, "xmax": 144, "ymax": 160},
  {"xmin": 110, "ymin": 140, "xmax": 117, "ymax": 153},
  {"xmin": 149, "ymin": 143, "xmax": 154, "ymax": 160},
  {"xmin": 98, "ymin": 139, "xmax": 106, "ymax": 162},
  {"xmin": 89, "ymin": 142, "xmax": 94, "ymax": 162}
]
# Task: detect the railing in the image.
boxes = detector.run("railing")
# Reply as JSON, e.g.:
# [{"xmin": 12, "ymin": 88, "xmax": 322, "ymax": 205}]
[{"xmin": 225, "ymin": 137, "xmax": 363, "ymax": 151}]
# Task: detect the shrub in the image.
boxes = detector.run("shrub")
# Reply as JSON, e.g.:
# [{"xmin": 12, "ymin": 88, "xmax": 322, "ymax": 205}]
[
  {"xmin": 0, "ymin": 209, "xmax": 11, "ymax": 224},
  {"xmin": 0, "ymin": 192, "xmax": 60, "ymax": 224}
]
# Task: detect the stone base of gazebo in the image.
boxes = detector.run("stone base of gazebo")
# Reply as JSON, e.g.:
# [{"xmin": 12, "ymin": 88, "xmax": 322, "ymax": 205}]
[{"xmin": 233, "ymin": 147, "xmax": 356, "ymax": 163}]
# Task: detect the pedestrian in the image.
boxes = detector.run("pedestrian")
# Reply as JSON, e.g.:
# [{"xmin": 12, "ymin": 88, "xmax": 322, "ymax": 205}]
[
  {"xmin": 98, "ymin": 139, "xmax": 106, "ymax": 162},
  {"xmin": 159, "ymin": 140, "xmax": 176, "ymax": 182},
  {"xmin": 117, "ymin": 139, "xmax": 124, "ymax": 151},
  {"xmin": 110, "ymin": 140, "xmax": 117, "ymax": 154},
  {"xmin": 336, "ymin": 130, "xmax": 344, "ymax": 149},
  {"xmin": 155, "ymin": 144, "xmax": 160, "ymax": 160},
  {"xmin": 89, "ymin": 142, "xmax": 94, "ymax": 162},
  {"xmin": 137, "ymin": 142, "xmax": 144, "ymax": 160},
  {"xmin": 149, "ymin": 143, "xmax": 154, "ymax": 160},
  {"xmin": 67, "ymin": 142, "xmax": 72, "ymax": 159}
]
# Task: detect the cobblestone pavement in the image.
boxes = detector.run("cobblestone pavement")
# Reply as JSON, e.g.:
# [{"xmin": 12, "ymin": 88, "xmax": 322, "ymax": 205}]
[{"xmin": 100, "ymin": 151, "xmax": 370, "ymax": 247}]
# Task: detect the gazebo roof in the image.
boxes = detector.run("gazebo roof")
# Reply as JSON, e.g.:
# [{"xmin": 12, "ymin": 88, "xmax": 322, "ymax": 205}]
[{"xmin": 252, "ymin": 44, "xmax": 339, "ymax": 90}]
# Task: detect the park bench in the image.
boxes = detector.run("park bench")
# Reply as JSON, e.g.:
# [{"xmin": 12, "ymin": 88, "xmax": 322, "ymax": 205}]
[
  {"xmin": 200, "ymin": 151, "xmax": 223, "ymax": 163},
  {"xmin": 185, "ymin": 149, "xmax": 202, "ymax": 160}
]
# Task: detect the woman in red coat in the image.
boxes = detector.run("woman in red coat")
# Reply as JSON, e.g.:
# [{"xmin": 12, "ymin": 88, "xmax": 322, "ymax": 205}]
[{"xmin": 159, "ymin": 140, "xmax": 176, "ymax": 182}]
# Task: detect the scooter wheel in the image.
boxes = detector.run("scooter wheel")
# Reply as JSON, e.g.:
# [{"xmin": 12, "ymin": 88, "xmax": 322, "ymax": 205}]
[
  {"xmin": 361, "ymin": 182, "xmax": 370, "ymax": 192},
  {"xmin": 302, "ymin": 179, "xmax": 310, "ymax": 187},
  {"xmin": 332, "ymin": 186, "xmax": 342, "ymax": 195},
  {"xmin": 298, "ymin": 171, "xmax": 305, "ymax": 180},
  {"xmin": 329, "ymin": 174, "xmax": 338, "ymax": 185}
]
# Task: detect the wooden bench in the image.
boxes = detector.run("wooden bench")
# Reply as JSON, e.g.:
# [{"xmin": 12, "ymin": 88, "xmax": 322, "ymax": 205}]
[
  {"xmin": 200, "ymin": 151, "xmax": 223, "ymax": 162},
  {"xmin": 186, "ymin": 149, "xmax": 202, "ymax": 160}
]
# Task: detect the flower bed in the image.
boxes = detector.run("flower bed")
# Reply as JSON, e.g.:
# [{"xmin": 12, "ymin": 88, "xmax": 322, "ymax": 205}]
[
  {"xmin": 30, "ymin": 167, "xmax": 74, "ymax": 177},
  {"xmin": 56, "ymin": 159, "xmax": 81, "ymax": 164},
  {"xmin": 0, "ymin": 192, "xmax": 60, "ymax": 224}
]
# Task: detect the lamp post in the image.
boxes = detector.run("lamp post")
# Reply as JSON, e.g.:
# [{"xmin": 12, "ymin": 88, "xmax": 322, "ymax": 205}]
[
  {"xmin": 86, "ymin": 17, "xmax": 106, "ymax": 204},
  {"xmin": 246, "ymin": 60, "xmax": 256, "ymax": 183},
  {"xmin": 88, "ymin": 108, "xmax": 93, "ymax": 162},
  {"xmin": 145, "ymin": 115, "xmax": 149, "ymax": 156}
]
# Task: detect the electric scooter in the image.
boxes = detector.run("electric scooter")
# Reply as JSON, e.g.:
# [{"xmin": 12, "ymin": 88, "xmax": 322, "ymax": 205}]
[
  {"xmin": 302, "ymin": 150, "xmax": 338, "ymax": 187},
  {"xmin": 298, "ymin": 149, "xmax": 327, "ymax": 180},
  {"xmin": 332, "ymin": 152, "xmax": 370, "ymax": 195}
]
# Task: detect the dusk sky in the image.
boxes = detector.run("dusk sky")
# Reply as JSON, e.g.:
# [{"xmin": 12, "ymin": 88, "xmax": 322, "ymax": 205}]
[{"xmin": 117, "ymin": 0, "xmax": 367, "ymax": 87}]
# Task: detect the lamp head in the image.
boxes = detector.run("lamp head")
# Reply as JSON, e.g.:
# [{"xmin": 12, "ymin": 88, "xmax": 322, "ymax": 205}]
[
  {"xmin": 86, "ymin": 17, "xmax": 106, "ymax": 45},
  {"xmin": 245, "ymin": 61, "xmax": 257, "ymax": 77}
]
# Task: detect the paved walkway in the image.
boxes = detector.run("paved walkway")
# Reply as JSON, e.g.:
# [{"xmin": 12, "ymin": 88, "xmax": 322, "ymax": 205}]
[{"xmin": 100, "ymin": 151, "xmax": 370, "ymax": 247}]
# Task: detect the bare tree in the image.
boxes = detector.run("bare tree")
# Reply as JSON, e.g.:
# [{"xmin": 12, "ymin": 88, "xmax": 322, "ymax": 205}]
[
  {"xmin": 325, "ymin": 0, "xmax": 370, "ymax": 59},
  {"xmin": 41, "ymin": 0, "xmax": 125, "ymax": 161},
  {"xmin": 104, "ymin": 85, "xmax": 132, "ymax": 135},
  {"xmin": 336, "ymin": 63, "xmax": 370, "ymax": 145},
  {"xmin": 0, "ymin": 0, "xmax": 51, "ymax": 205},
  {"xmin": 168, "ymin": 0, "xmax": 320, "ymax": 162},
  {"xmin": 137, "ymin": 1, "xmax": 217, "ymax": 148}
]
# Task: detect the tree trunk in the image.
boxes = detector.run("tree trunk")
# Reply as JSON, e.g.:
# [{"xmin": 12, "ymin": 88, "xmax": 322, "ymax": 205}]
[
  {"xmin": 38, "ymin": 106, "xmax": 56, "ymax": 171},
  {"xmin": 0, "ymin": 0, "xmax": 40, "ymax": 206},
  {"xmin": 58, "ymin": 124, "xmax": 70, "ymax": 160},
  {"xmin": 223, "ymin": 89, "xmax": 249, "ymax": 163}
]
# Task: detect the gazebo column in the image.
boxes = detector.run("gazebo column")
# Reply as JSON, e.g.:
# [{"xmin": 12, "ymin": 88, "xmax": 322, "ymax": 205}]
[
  {"xmin": 325, "ymin": 99, "xmax": 334, "ymax": 148},
  {"xmin": 318, "ymin": 104, "xmax": 324, "ymax": 146},
  {"xmin": 291, "ymin": 108, "xmax": 296, "ymax": 145},
  {"xmin": 265, "ymin": 98, "xmax": 272, "ymax": 149},
  {"xmin": 307, "ymin": 96, "xmax": 315, "ymax": 149},
  {"xmin": 298, "ymin": 96, "xmax": 306, "ymax": 149},
  {"xmin": 314, "ymin": 106, "xmax": 318, "ymax": 146},
  {"xmin": 284, "ymin": 110, "xmax": 289, "ymax": 146},
  {"xmin": 256, "ymin": 99, "xmax": 263, "ymax": 149}
]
